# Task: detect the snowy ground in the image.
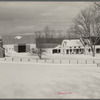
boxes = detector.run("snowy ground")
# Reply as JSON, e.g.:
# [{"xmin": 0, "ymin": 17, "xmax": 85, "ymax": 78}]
[
  {"xmin": 5, "ymin": 52, "xmax": 100, "ymax": 60},
  {"xmin": 0, "ymin": 62, "xmax": 100, "ymax": 98},
  {"xmin": 0, "ymin": 53, "xmax": 100, "ymax": 98}
]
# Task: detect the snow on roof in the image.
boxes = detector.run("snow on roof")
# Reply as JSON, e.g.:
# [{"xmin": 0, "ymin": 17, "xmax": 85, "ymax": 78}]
[{"xmin": 62, "ymin": 39, "xmax": 83, "ymax": 47}]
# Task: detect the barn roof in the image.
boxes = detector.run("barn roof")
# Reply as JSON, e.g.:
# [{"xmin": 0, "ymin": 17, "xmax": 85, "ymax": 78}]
[
  {"xmin": 36, "ymin": 38, "xmax": 63, "ymax": 44},
  {"xmin": 36, "ymin": 43, "xmax": 60, "ymax": 48},
  {"xmin": 36, "ymin": 38, "xmax": 63, "ymax": 48},
  {"xmin": 2, "ymin": 34, "xmax": 36, "ymax": 45}
]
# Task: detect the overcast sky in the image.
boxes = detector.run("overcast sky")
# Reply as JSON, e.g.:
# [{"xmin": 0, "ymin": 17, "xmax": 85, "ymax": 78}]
[{"xmin": 0, "ymin": 2, "xmax": 92, "ymax": 35}]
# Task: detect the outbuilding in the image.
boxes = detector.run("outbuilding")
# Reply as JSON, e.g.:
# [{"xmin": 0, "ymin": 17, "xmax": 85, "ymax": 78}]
[
  {"xmin": 2, "ymin": 34, "xmax": 36, "ymax": 56},
  {"xmin": 36, "ymin": 38, "xmax": 63, "ymax": 54}
]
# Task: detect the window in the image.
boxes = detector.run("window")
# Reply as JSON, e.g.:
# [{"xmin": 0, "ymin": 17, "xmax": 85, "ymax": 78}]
[
  {"xmin": 96, "ymin": 48, "xmax": 100, "ymax": 53},
  {"xmin": 66, "ymin": 49, "xmax": 69, "ymax": 54},
  {"xmin": 74, "ymin": 46, "xmax": 76, "ymax": 48},
  {"xmin": 52, "ymin": 49, "xmax": 57, "ymax": 54},
  {"xmin": 88, "ymin": 49, "xmax": 91, "ymax": 52}
]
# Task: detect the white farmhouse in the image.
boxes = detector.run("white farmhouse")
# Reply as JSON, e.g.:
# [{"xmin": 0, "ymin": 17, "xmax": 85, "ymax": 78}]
[{"xmin": 61, "ymin": 39, "xmax": 84, "ymax": 55}]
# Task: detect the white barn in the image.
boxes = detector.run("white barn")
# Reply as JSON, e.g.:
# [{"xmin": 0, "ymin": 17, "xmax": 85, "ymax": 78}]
[{"xmin": 2, "ymin": 34, "xmax": 36, "ymax": 56}]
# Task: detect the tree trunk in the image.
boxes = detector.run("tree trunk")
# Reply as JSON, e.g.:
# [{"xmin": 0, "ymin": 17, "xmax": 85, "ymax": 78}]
[
  {"xmin": 38, "ymin": 53, "xmax": 42, "ymax": 59},
  {"xmin": 91, "ymin": 44, "xmax": 95, "ymax": 57},
  {"xmin": 92, "ymin": 49, "xmax": 95, "ymax": 57},
  {"xmin": 39, "ymin": 55, "xmax": 42, "ymax": 59}
]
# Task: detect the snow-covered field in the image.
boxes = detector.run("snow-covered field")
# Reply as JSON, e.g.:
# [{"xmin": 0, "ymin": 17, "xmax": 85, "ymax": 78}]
[{"xmin": 0, "ymin": 62, "xmax": 100, "ymax": 99}]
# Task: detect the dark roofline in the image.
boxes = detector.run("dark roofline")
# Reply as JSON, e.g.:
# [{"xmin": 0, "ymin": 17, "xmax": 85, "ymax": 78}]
[{"xmin": 64, "ymin": 37, "xmax": 80, "ymax": 39}]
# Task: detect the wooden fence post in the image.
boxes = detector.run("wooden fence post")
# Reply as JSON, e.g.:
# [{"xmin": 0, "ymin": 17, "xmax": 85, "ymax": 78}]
[
  {"xmin": 93, "ymin": 60, "xmax": 95, "ymax": 64},
  {"xmin": 52, "ymin": 59, "xmax": 54, "ymax": 63},
  {"xmin": 12, "ymin": 58, "xmax": 14, "ymax": 61},
  {"xmin": 77, "ymin": 60, "xmax": 78, "ymax": 64},
  {"xmin": 28, "ymin": 58, "xmax": 30, "ymax": 62},
  {"xmin": 69, "ymin": 60, "xmax": 70, "ymax": 64},
  {"xmin": 20, "ymin": 58, "xmax": 22, "ymax": 61},
  {"xmin": 86, "ymin": 60, "xmax": 87, "ymax": 64},
  {"xmin": 60, "ymin": 59, "xmax": 61, "ymax": 64}
]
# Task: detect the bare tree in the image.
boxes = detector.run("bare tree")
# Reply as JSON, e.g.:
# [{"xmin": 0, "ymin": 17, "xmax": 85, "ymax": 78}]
[
  {"xmin": 30, "ymin": 32, "xmax": 44, "ymax": 59},
  {"xmin": 67, "ymin": 26, "xmax": 79, "ymax": 39},
  {"xmin": 68, "ymin": 5, "xmax": 100, "ymax": 57},
  {"xmin": 44, "ymin": 25, "xmax": 51, "ymax": 38},
  {"xmin": 31, "ymin": 48, "xmax": 43, "ymax": 59},
  {"xmin": 94, "ymin": 2, "xmax": 100, "ymax": 8},
  {"xmin": 57, "ymin": 30, "xmax": 65, "ymax": 38},
  {"xmin": 44, "ymin": 26, "xmax": 64, "ymax": 38}
]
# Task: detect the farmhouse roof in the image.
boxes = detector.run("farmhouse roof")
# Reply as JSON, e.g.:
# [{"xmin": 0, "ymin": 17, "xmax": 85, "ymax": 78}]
[
  {"xmin": 2, "ymin": 34, "xmax": 36, "ymax": 45},
  {"xmin": 62, "ymin": 39, "xmax": 84, "ymax": 47}
]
